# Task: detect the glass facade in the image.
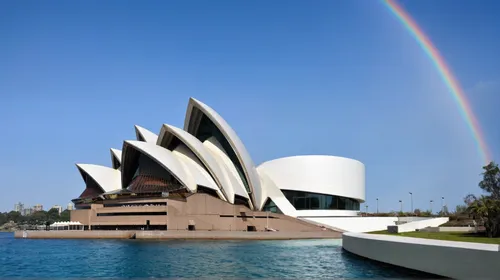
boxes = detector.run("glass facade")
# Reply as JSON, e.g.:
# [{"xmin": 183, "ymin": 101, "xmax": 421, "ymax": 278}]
[
  {"xmin": 262, "ymin": 199, "xmax": 283, "ymax": 214},
  {"xmin": 281, "ymin": 190, "xmax": 360, "ymax": 211}
]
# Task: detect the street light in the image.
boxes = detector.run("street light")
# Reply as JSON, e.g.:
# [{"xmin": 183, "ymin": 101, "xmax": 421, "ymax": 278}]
[
  {"xmin": 409, "ymin": 192, "xmax": 413, "ymax": 214},
  {"xmin": 365, "ymin": 204, "xmax": 368, "ymax": 214},
  {"xmin": 376, "ymin": 198, "xmax": 379, "ymax": 214},
  {"xmin": 430, "ymin": 200, "xmax": 433, "ymax": 214},
  {"xmin": 441, "ymin": 196, "xmax": 445, "ymax": 214},
  {"xmin": 399, "ymin": 200, "xmax": 403, "ymax": 213}
]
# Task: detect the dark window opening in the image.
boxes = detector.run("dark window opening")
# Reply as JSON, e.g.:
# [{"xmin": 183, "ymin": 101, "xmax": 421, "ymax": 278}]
[
  {"xmin": 196, "ymin": 185, "xmax": 219, "ymax": 198},
  {"xmin": 136, "ymin": 131, "xmax": 145, "ymax": 142},
  {"xmin": 281, "ymin": 190, "xmax": 360, "ymax": 211},
  {"xmin": 104, "ymin": 202, "xmax": 167, "ymax": 207},
  {"xmin": 112, "ymin": 157, "xmax": 121, "ymax": 170},
  {"xmin": 166, "ymin": 136, "xmax": 182, "ymax": 151},
  {"xmin": 262, "ymin": 198, "xmax": 283, "ymax": 214},
  {"xmin": 97, "ymin": 212, "xmax": 167, "ymax": 216},
  {"xmin": 233, "ymin": 195, "xmax": 250, "ymax": 209},
  {"xmin": 247, "ymin": 225, "xmax": 256, "ymax": 232},
  {"xmin": 78, "ymin": 174, "xmax": 104, "ymax": 199},
  {"xmin": 192, "ymin": 111, "xmax": 251, "ymax": 194},
  {"xmin": 125, "ymin": 152, "xmax": 185, "ymax": 193},
  {"xmin": 91, "ymin": 225, "xmax": 167, "ymax": 230},
  {"xmin": 188, "ymin": 224, "xmax": 195, "ymax": 231}
]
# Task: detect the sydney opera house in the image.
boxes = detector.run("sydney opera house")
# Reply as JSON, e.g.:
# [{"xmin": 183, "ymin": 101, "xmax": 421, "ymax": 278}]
[{"xmin": 70, "ymin": 98, "xmax": 365, "ymax": 232}]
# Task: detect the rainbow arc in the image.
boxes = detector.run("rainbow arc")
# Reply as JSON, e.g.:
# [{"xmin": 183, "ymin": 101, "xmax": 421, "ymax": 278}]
[{"xmin": 383, "ymin": 0, "xmax": 491, "ymax": 164}]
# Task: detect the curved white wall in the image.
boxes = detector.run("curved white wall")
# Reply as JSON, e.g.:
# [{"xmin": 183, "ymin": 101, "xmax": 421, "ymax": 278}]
[
  {"xmin": 157, "ymin": 124, "xmax": 233, "ymax": 202},
  {"xmin": 134, "ymin": 125, "xmax": 158, "ymax": 143},
  {"xmin": 171, "ymin": 144, "xmax": 225, "ymax": 200},
  {"xmin": 343, "ymin": 232, "xmax": 500, "ymax": 280},
  {"xmin": 257, "ymin": 155, "xmax": 365, "ymax": 210},
  {"xmin": 76, "ymin": 164, "xmax": 121, "ymax": 193},
  {"xmin": 184, "ymin": 98, "xmax": 262, "ymax": 209},
  {"xmin": 203, "ymin": 136, "xmax": 252, "ymax": 207},
  {"xmin": 110, "ymin": 148, "xmax": 122, "ymax": 170}
]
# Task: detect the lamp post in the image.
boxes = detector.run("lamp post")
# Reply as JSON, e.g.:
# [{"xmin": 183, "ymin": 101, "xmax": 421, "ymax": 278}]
[
  {"xmin": 365, "ymin": 204, "xmax": 368, "ymax": 214},
  {"xmin": 376, "ymin": 198, "xmax": 379, "ymax": 214},
  {"xmin": 409, "ymin": 192, "xmax": 413, "ymax": 214},
  {"xmin": 441, "ymin": 196, "xmax": 445, "ymax": 215},
  {"xmin": 399, "ymin": 200, "xmax": 403, "ymax": 213},
  {"xmin": 430, "ymin": 200, "xmax": 433, "ymax": 214}
]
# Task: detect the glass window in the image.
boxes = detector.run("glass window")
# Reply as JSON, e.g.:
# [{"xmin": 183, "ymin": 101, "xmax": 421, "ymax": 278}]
[
  {"xmin": 281, "ymin": 189, "xmax": 360, "ymax": 211},
  {"xmin": 262, "ymin": 199, "xmax": 282, "ymax": 214}
]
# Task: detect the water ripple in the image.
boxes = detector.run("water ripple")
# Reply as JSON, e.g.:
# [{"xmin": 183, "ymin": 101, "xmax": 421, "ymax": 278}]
[{"xmin": 0, "ymin": 232, "xmax": 439, "ymax": 279}]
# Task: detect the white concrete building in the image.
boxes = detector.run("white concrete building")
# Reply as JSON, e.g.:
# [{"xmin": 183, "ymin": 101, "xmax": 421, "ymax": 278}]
[{"xmin": 74, "ymin": 98, "xmax": 373, "ymax": 231}]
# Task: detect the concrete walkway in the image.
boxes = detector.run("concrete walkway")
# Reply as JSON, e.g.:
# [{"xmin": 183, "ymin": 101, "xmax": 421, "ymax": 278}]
[{"xmin": 15, "ymin": 230, "xmax": 342, "ymax": 240}]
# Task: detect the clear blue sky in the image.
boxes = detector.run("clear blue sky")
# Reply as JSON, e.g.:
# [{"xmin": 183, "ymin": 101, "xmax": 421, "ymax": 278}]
[{"xmin": 0, "ymin": 0, "xmax": 498, "ymax": 213}]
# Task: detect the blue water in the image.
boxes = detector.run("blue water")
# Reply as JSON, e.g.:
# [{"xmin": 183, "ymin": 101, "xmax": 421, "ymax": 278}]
[{"xmin": 0, "ymin": 232, "xmax": 438, "ymax": 279}]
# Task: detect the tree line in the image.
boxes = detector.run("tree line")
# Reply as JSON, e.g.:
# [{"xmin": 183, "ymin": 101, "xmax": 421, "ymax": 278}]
[
  {"xmin": 0, "ymin": 208, "xmax": 71, "ymax": 227},
  {"xmin": 465, "ymin": 161, "xmax": 500, "ymax": 238}
]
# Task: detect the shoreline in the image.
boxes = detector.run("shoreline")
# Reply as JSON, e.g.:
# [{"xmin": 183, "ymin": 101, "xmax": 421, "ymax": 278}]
[{"xmin": 14, "ymin": 230, "xmax": 342, "ymax": 240}]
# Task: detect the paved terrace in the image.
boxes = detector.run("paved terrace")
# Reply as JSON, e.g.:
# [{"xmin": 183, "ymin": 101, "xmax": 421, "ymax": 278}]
[{"xmin": 14, "ymin": 230, "xmax": 342, "ymax": 240}]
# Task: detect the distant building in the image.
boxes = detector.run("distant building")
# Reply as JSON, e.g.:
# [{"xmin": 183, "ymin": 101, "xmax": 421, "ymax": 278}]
[
  {"xmin": 67, "ymin": 203, "xmax": 74, "ymax": 211},
  {"xmin": 51, "ymin": 205, "xmax": 63, "ymax": 215},
  {"xmin": 22, "ymin": 208, "xmax": 33, "ymax": 216},
  {"xmin": 33, "ymin": 204, "xmax": 43, "ymax": 212},
  {"xmin": 14, "ymin": 202, "xmax": 24, "ymax": 213}
]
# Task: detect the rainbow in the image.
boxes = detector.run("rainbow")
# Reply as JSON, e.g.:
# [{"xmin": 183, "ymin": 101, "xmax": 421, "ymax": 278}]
[{"xmin": 382, "ymin": 0, "xmax": 491, "ymax": 164}]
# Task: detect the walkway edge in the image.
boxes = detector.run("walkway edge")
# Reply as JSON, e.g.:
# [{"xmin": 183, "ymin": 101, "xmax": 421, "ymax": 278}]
[
  {"xmin": 342, "ymin": 232, "xmax": 500, "ymax": 280},
  {"xmin": 14, "ymin": 230, "xmax": 342, "ymax": 240}
]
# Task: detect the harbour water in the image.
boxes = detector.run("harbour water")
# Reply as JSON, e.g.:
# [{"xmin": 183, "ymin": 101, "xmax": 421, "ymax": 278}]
[{"xmin": 0, "ymin": 232, "xmax": 437, "ymax": 278}]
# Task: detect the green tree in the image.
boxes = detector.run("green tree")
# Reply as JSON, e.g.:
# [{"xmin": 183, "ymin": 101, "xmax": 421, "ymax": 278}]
[
  {"xmin": 60, "ymin": 210, "xmax": 70, "ymax": 221},
  {"xmin": 6, "ymin": 211, "xmax": 23, "ymax": 223},
  {"xmin": 455, "ymin": 204, "xmax": 467, "ymax": 214},
  {"xmin": 27, "ymin": 211, "xmax": 48, "ymax": 225},
  {"xmin": 420, "ymin": 210, "xmax": 432, "ymax": 217},
  {"xmin": 468, "ymin": 196, "xmax": 500, "ymax": 237},
  {"xmin": 479, "ymin": 161, "xmax": 500, "ymax": 198},
  {"xmin": 464, "ymin": 193, "xmax": 477, "ymax": 206},
  {"xmin": 0, "ymin": 212, "xmax": 6, "ymax": 225},
  {"xmin": 466, "ymin": 161, "xmax": 500, "ymax": 238},
  {"xmin": 47, "ymin": 208, "xmax": 60, "ymax": 223}
]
